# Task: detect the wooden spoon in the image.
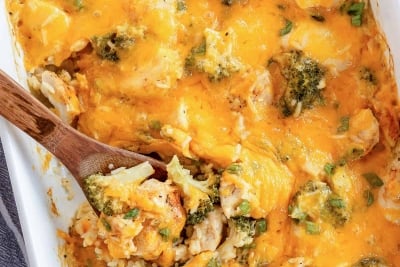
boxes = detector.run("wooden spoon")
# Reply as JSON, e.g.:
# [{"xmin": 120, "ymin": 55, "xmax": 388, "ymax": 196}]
[{"xmin": 0, "ymin": 69, "xmax": 167, "ymax": 190}]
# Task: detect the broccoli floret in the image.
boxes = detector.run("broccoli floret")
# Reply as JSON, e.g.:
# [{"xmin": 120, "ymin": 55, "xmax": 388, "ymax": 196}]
[
  {"xmin": 83, "ymin": 162, "xmax": 155, "ymax": 215},
  {"xmin": 186, "ymin": 199, "xmax": 214, "ymax": 225},
  {"xmin": 84, "ymin": 174, "xmax": 124, "ymax": 216},
  {"xmin": 91, "ymin": 30, "xmax": 134, "ymax": 62},
  {"xmin": 289, "ymin": 180, "xmax": 350, "ymax": 232},
  {"xmin": 352, "ymin": 257, "xmax": 387, "ymax": 267},
  {"xmin": 185, "ymin": 39, "xmax": 207, "ymax": 68},
  {"xmin": 167, "ymin": 156, "xmax": 220, "ymax": 224},
  {"xmin": 217, "ymin": 216, "xmax": 258, "ymax": 262},
  {"xmin": 271, "ymin": 50, "xmax": 326, "ymax": 117},
  {"xmin": 186, "ymin": 164, "xmax": 221, "ymax": 225},
  {"xmin": 185, "ymin": 29, "xmax": 243, "ymax": 82},
  {"xmin": 321, "ymin": 194, "xmax": 350, "ymax": 227},
  {"xmin": 231, "ymin": 216, "xmax": 256, "ymax": 237}
]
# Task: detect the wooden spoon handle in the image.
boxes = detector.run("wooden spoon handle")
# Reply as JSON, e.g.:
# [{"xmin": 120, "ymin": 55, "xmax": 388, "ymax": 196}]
[{"xmin": 0, "ymin": 69, "xmax": 68, "ymax": 154}]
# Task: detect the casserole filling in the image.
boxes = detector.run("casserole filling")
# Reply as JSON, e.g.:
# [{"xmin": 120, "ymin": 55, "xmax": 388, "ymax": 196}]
[{"xmin": 6, "ymin": 0, "xmax": 400, "ymax": 266}]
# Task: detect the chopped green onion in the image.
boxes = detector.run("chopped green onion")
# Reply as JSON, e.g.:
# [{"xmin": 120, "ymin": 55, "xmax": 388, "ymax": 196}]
[
  {"xmin": 159, "ymin": 227, "xmax": 171, "ymax": 241},
  {"xmin": 347, "ymin": 2, "xmax": 365, "ymax": 15},
  {"xmin": 328, "ymin": 197, "xmax": 345, "ymax": 208},
  {"xmin": 363, "ymin": 190, "xmax": 374, "ymax": 207},
  {"xmin": 279, "ymin": 19, "xmax": 293, "ymax": 36},
  {"xmin": 362, "ymin": 172, "xmax": 384, "ymax": 188},
  {"xmin": 226, "ymin": 163, "xmax": 242, "ymax": 174},
  {"xmin": 344, "ymin": 147, "xmax": 364, "ymax": 162},
  {"xmin": 337, "ymin": 116, "xmax": 350, "ymax": 133},
  {"xmin": 255, "ymin": 219, "xmax": 268, "ymax": 235},
  {"xmin": 305, "ymin": 221, "xmax": 320, "ymax": 235},
  {"xmin": 123, "ymin": 208, "xmax": 140, "ymax": 220},
  {"xmin": 324, "ymin": 163, "xmax": 336, "ymax": 177},
  {"xmin": 238, "ymin": 200, "xmax": 251, "ymax": 215},
  {"xmin": 351, "ymin": 15, "xmax": 362, "ymax": 26},
  {"xmin": 101, "ymin": 218, "xmax": 111, "ymax": 232},
  {"xmin": 347, "ymin": 2, "xmax": 365, "ymax": 27}
]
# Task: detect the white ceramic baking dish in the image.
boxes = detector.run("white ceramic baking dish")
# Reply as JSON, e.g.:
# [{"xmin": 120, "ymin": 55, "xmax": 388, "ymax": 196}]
[{"xmin": 0, "ymin": 1, "xmax": 399, "ymax": 266}]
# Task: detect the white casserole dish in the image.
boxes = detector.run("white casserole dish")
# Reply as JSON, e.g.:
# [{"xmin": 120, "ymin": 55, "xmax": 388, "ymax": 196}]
[{"xmin": 0, "ymin": 1, "xmax": 399, "ymax": 266}]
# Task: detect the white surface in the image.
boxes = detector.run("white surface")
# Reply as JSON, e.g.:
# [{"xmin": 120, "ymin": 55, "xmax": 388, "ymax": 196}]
[
  {"xmin": 370, "ymin": 0, "xmax": 400, "ymax": 84},
  {"xmin": 0, "ymin": 2, "xmax": 85, "ymax": 267},
  {"xmin": 0, "ymin": 1, "xmax": 399, "ymax": 267}
]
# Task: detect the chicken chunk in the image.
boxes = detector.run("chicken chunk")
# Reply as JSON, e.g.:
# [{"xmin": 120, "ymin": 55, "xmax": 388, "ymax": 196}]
[
  {"xmin": 219, "ymin": 178, "xmax": 248, "ymax": 219},
  {"xmin": 246, "ymin": 68, "xmax": 274, "ymax": 120},
  {"xmin": 373, "ymin": 106, "xmax": 400, "ymax": 147},
  {"xmin": 73, "ymin": 203, "xmax": 98, "ymax": 247},
  {"xmin": 188, "ymin": 208, "xmax": 226, "ymax": 255},
  {"xmin": 28, "ymin": 70, "xmax": 81, "ymax": 124},
  {"xmin": 347, "ymin": 108, "xmax": 379, "ymax": 156},
  {"xmin": 379, "ymin": 142, "xmax": 400, "ymax": 225},
  {"xmin": 379, "ymin": 177, "xmax": 400, "ymax": 225}
]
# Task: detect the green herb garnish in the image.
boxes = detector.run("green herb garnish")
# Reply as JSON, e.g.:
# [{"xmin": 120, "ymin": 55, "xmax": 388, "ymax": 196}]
[
  {"xmin": 159, "ymin": 227, "xmax": 171, "ymax": 241},
  {"xmin": 279, "ymin": 19, "xmax": 293, "ymax": 36},
  {"xmin": 363, "ymin": 190, "xmax": 374, "ymax": 207},
  {"xmin": 347, "ymin": 2, "xmax": 365, "ymax": 27},
  {"xmin": 226, "ymin": 163, "xmax": 242, "ymax": 174},
  {"xmin": 238, "ymin": 200, "xmax": 251, "ymax": 215},
  {"xmin": 362, "ymin": 172, "xmax": 384, "ymax": 188},
  {"xmin": 123, "ymin": 208, "xmax": 140, "ymax": 220},
  {"xmin": 328, "ymin": 197, "xmax": 345, "ymax": 208},
  {"xmin": 337, "ymin": 116, "xmax": 350, "ymax": 133},
  {"xmin": 255, "ymin": 219, "xmax": 267, "ymax": 235},
  {"xmin": 324, "ymin": 163, "xmax": 336, "ymax": 177},
  {"xmin": 305, "ymin": 221, "xmax": 320, "ymax": 235},
  {"xmin": 101, "ymin": 218, "xmax": 111, "ymax": 231}
]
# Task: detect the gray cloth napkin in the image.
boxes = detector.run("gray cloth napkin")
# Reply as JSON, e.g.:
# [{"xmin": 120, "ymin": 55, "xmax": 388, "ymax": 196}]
[{"xmin": 0, "ymin": 139, "xmax": 28, "ymax": 267}]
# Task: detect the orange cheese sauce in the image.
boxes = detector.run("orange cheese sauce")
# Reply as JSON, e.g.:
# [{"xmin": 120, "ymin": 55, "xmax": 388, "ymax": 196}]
[{"xmin": 6, "ymin": 0, "xmax": 400, "ymax": 266}]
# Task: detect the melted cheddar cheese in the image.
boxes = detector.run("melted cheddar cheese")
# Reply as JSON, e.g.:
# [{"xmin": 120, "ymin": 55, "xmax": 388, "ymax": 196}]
[{"xmin": 6, "ymin": 0, "xmax": 400, "ymax": 266}]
